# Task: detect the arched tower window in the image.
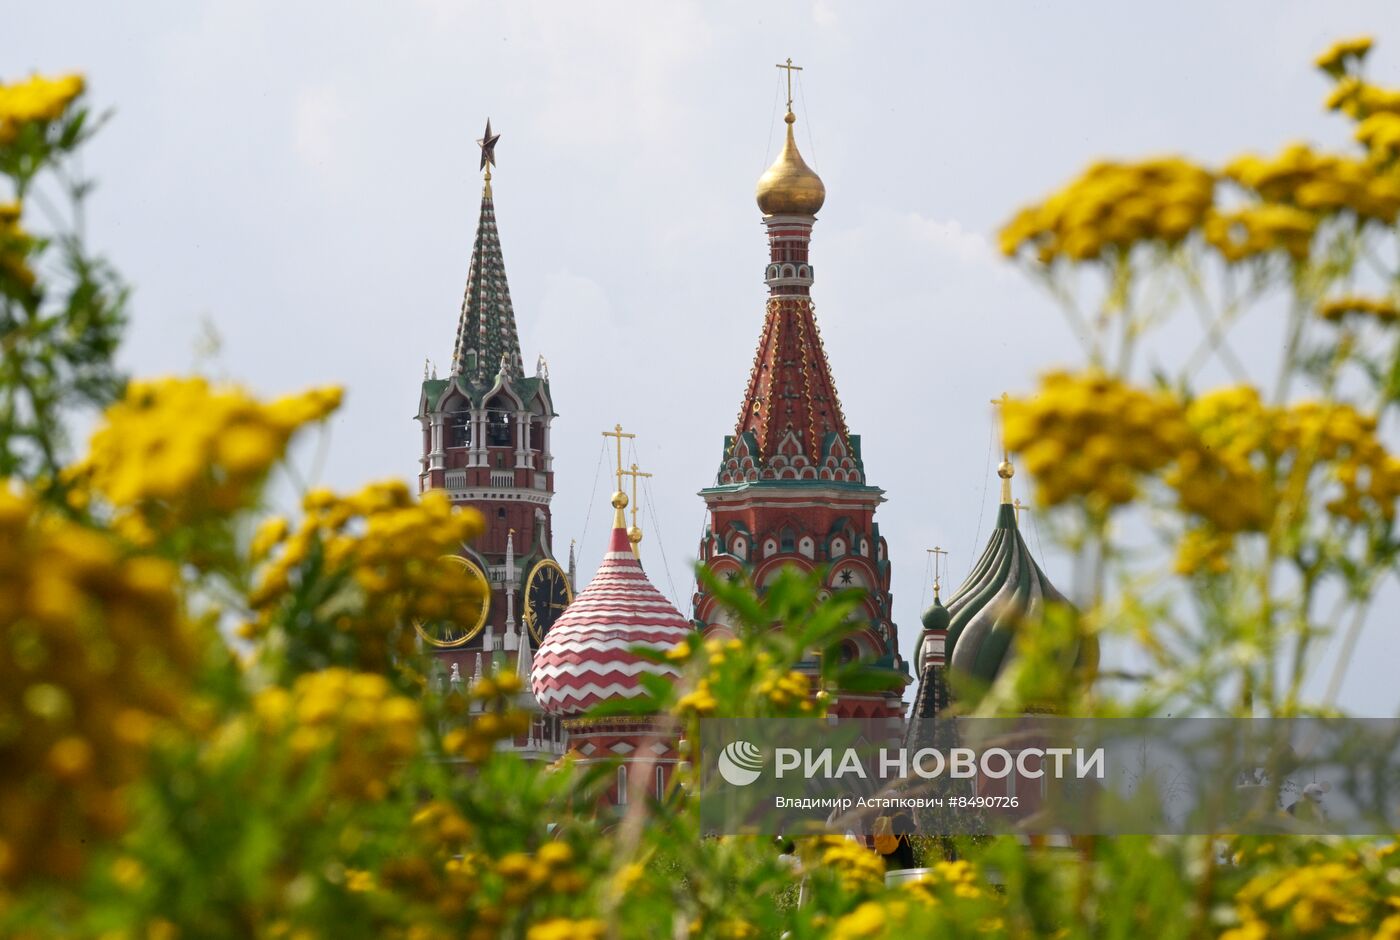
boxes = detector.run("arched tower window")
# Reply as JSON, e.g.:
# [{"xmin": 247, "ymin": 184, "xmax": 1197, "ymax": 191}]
[
  {"xmin": 655, "ymin": 766, "xmax": 666, "ymax": 800},
  {"xmin": 447, "ymin": 411, "xmax": 470, "ymax": 448},
  {"xmin": 487, "ymin": 409, "xmax": 512, "ymax": 446},
  {"xmin": 616, "ymin": 766, "xmax": 628, "ymax": 806}
]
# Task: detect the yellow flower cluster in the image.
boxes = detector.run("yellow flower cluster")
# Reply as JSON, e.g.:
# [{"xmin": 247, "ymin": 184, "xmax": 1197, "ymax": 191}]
[
  {"xmin": 69, "ymin": 377, "xmax": 342, "ymax": 543},
  {"xmin": 1170, "ymin": 386, "xmax": 1272, "ymax": 534},
  {"xmin": 526, "ymin": 918, "xmax": 604, "ymax": 940},
  {"xmin": 1006, "ymin": 375, "xmax": 1400, "ymax": 573},
  {"xmin": 675, "ymin": 678, "xmax": 718, "ymax": 717},
  {"xmin": 1227, "ymin": 861, "xmax": 1372, "ymax": 936},
  {"xmin": 0, "ymin": 201, "xmax": 34, "ymax": 292},
  {"xmin": 411, "ymin": 799, "xmax": 474, "ymax": 848},
  {"xmin": 0, "ymin": 487, "xmax": 193, "ymax": 887},
  {"xmin": 441, "ymin": 671, "xmax": 531, "ymax": 762},
  {"xmin": 1357, "ymin": 111, "xmax": 1400, "ymax": 162},
  {"xmin": 1203, "ymin": 204, "xmax": 1317, "ymax": 263},
  {"xmin": 816, "ymin": 837, "xmax": 886, "ymax": 892},
  {"xmin": 1277, "ymin": 401, "xmax": 1400, "ymax": 523},
  {"xmin": 832, "ymin": 901, "xmax": 898, "ymax": 940},
  {"xmin": 1317, "ymin": 293, "xmax": 1400, "ymax": 324},
  {"xmin": 1325, "ymin": 77, "xmax": 1400, "ymax": 120},
  {"xmin": 251, "ymin": 668, "xmax": 420, "ymax": 801},
  {"xmin": 912, "ymin": 859, "xmax": 986, "ymax": 900},
  {"xmin": 1315, "ymin": 35, "xmax": 1374, "ymax": 77},
  {"xmin": 1172, "ymin": 527, "xmax": 1235, "ymax": 577},
  {"xmin": 1317, "ymin": 38, "xmax": 1400, "ymax": 163},
  {"xmin": 1003, "ymin": 371, "xmax": 1191, "ymax": 509},
  {"xmin": 1183, "ymin": 388, "xmax": 1400, "ymax": 528},
  {"xmin": 755, "ymin": 668, "xmax": 813, "ymax": 711},
  {"xmin": 496, "ymin": 842, "xmax": 586, "ymax": 906},
  {"xmin": 244, "ymin": 481, "xmax": 484, "ymax": 674},
  {"xmin": 1222, "ymin": 144, "xmax": 1400, "ymax": 226},
  {"xmin": 0, "ymin": 73, "xmax": 84, "ymax": 145},
  {"xmin": 827, "ymin": 860, "xmax": 1002, "ymax": 939},
  {"xmin": 999, "ymin": 158, "xmax": 1215, "ymax": 262}
]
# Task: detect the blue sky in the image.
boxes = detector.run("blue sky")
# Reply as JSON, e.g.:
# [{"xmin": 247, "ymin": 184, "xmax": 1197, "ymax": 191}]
[{"xmin": 8, "ymin": 1, "xmax": 1400, "ymax": 712}]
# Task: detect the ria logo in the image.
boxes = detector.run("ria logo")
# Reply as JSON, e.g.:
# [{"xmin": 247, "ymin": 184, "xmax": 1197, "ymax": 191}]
[{"xmin": 717, "ymin": 740, "xmax": 764, "ymax": 786}]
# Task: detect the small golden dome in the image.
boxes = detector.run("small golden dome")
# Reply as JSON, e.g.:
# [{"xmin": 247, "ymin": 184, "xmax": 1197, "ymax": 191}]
[
  {"xmin": 610, "ymin": 491, "xmax": 628, "ymax": 509},
  {"xmin": 997, "ymin": 460, "xmax": 1015, "ymax": 480},
  {"xmin": 756, "ymin": 111, "xmax": 825, "ymax": 216}
]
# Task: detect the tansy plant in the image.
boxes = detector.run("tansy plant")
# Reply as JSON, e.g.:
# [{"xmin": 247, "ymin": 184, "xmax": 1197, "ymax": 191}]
[{"xmin": 6, "ymin": 39, "xmax": 1400, "ymax": 940}]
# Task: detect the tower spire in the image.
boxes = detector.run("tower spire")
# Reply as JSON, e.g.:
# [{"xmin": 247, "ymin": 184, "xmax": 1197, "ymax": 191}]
[{"xmin": 452, "ymin": 118, "xmax": 522, "ymax": 383}]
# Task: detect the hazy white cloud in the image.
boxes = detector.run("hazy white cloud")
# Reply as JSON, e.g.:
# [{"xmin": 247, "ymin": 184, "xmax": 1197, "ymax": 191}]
[{"xmin": 900, "ymin": 212, "xmax": 999, "ymax": 267}]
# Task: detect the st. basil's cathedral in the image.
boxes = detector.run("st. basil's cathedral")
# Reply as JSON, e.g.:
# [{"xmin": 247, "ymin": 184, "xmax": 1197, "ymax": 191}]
[{"xmin": 413, "ymin": 70, "xmax": 1085, "ymax": 807}]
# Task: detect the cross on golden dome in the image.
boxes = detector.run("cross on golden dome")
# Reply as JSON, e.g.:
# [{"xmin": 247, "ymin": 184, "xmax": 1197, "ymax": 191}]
[
  {"xmin": 776, "ymin": 57, "xmax": 803, "ymax": 112},
  {"xmin": 756, "ymin": 58, "xmax": 825, "ymax": 216}
]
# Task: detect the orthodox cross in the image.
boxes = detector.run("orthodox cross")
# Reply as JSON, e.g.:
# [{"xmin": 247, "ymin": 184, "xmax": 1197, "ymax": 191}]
[
  {"xmin": 776, "ymin": 57, "xmax": 803, "ymax": 112},
  {"xmin": 601, "ymin": 424, "xmax": 636, "ymax": 493},
  {"xmin": 990, "ymin": 392, "xmax": 1011, "ymax": 462},
  {"xmin": 926, "ymin": 546, "xmax": 949, "ymax": 597},
  {"xmin": 621, "ymin": 463, "xmax": 652, "ymax": 529},
  {"xmin": 991, "ymin": 392, "xmax": 1015, "ymax": 503},
  {"xmin": 477, "ymin": 118, "xmax": 501, "ymax": 178},
  {"xmin": 1014, "ymin": 498, "xmax": 1030, "ymax": 526}
]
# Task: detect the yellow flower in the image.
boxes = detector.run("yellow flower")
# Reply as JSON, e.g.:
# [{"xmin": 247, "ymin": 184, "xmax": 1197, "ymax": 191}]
[
  {"xmin": 674, "ymin": 680, "xmax": 718, "ymax": 717},
  {"xmin": 249, "ymin": 515, "xmax": 290, "ymax": 563},
  {"xmin": 1357, "ymin": 112, "xmax": 1400, "ymax": 162},
  {"xmin": 1174, "ymin": 527, "xmax": 1234, "ymax": 576},
  {"xmin": 1220, "ymin": 143, "xmax": 1400, "ymax": 230},
  {"xmin": 1000, "ymin": 157, "xmax": 1215, "ymax": 263},
  {"xmin": 1204, "ymin": 204, "xmax": 1318, "ymax": 263},
  {"xmin": 0, "ymin": 200, "xmax": 36, "ymax": 290},
  {"xmin": 1316, "ymin": 35, "xmax": 1373, "ymax": 77},
  {"xmin": 69, "ymin": 377, "xmax": 343, "ymax": 543},
  {"xmin": 1319, "ymin": 294, "xmax": 1400, "ymax": 324},
  {"xmin": 0, "ymin": 73, "xmax": 84, "ymax": 144},
  {"xmin": 832, "ymin": 901, "xmax": 888, "ymax": 939},
  {"xmin": 0, "ymin": 485, "xmax": 192, "ymax": 888},
  {"xmin": 1003, "ymin": 371, "xmax": 1189, "ymax": 511},
  {"xmin": 249, "ymin": 668, "xmax": 421, "ymax": 801},
  {"xmin": 527, "ymin": 917, "xmax": 604, "ymax": 940},
  {"xmin": 243, "ymin": 480, "xmax": 483, "ymax": 674}
]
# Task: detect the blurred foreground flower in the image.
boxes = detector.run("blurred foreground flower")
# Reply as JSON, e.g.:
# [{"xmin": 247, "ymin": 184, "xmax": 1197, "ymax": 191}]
[
  {"xmin": 67, "ymin": 376, "xmax": 342, "ymax": 545},
  {"xmin": 0, "ymin": 485, "xmax": 193, "ymax": 886},
  {"xmin": 0, "ymin": 73, "xmax": 84, "ymax": 146}
]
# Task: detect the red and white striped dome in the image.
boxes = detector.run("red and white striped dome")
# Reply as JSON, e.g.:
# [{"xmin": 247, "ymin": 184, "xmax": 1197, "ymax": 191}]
[{"xmin": 531, "ymin": 502, "xmax": 692, "ymax": 715}]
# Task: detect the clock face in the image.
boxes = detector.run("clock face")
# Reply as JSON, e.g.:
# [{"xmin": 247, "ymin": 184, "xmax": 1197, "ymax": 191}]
[
  {"xmin": 413, "ymin": 555, "xmax": 491, "ymax": 648},
  {"xmin": 523, "ymin": 559, "xmax": 573, "ymax": 643}
]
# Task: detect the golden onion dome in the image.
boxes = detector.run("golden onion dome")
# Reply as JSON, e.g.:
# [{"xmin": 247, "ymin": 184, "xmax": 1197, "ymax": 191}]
[{"xmin": 756, "ymin": 111, "xmax": 825, "ymax": 216}]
